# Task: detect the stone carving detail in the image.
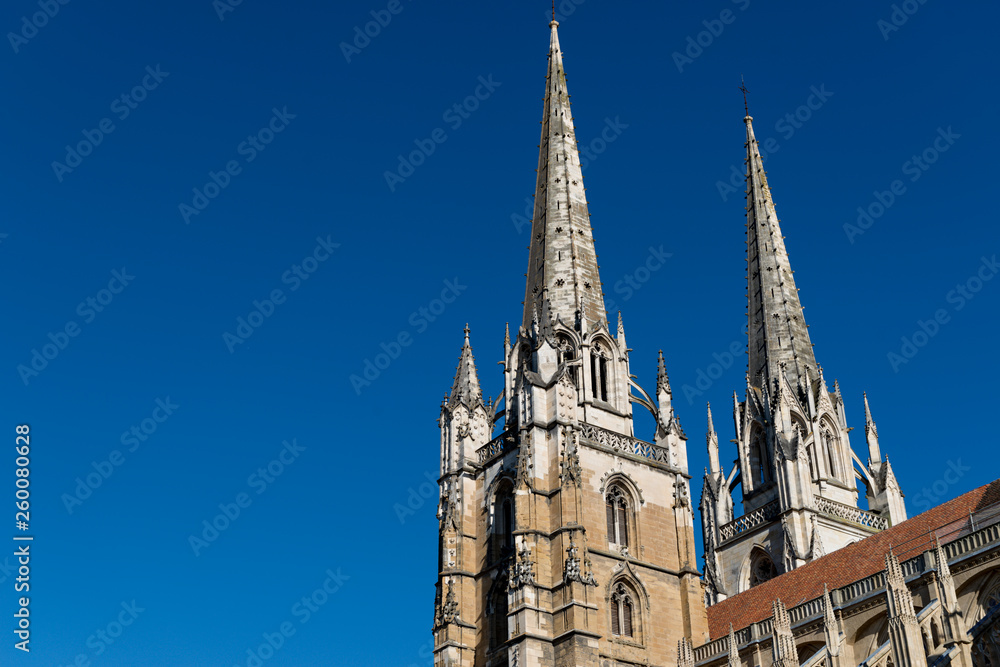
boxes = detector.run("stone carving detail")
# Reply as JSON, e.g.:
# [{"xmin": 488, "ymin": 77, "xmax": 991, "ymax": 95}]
[
  {"xmin": 564, "ymin": 540, "xmax": 597, "ymax": 586},
  {"xmin": 435, "ymin": 578, "xmax": 460, "ymax": 628},
  {"xmin": 508, "ymin": 544, "xmax": 536, "ymax": 590},
  {"xmin": 559, "ymin": 427, "xmax": 582, "ymax": 487}
]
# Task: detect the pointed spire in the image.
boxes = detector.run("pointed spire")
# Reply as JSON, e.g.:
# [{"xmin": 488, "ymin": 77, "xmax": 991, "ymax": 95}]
[
  {"xmin": 707, "ymin": 403, "xmax": 721, "ymax": 474},
  {"xmin": 810, "ymin": 514, "xmax": 826, "ymax": 558},
  {"xmin": 449, "ymin": 325, "xmax": 484, "ymax": 411},
  {"xmin": 522, "ymin": 21, "xmax": 606, "ymax": 333},
  {"xmin": 934, "ymin": 536, "xmax": 952, "ymax": 580},
  {"xmin": 744, "ymin": 108, "xmax": 818, "ymax": 394},
  {"xmin": 864, "ymin": 392, "xmax": 881, "ymax": 464},
  {"xmin": 727, "ymin": 624, "xmax": 741, "ymax": 667},
  {"xmin": 823, "ymin": 584, "xmax": 837, "ymax": 632},
  {"xmin": 657, "ymin": 350, "xmax": 671, "ymax": 396},
  {"xmin": 772, "ymin": 598, "xmax": 799, "ymax": 667},
  {"xmin": 678, "ymin": 637, "xmax": 695, "ymax": 667},
  {"xmin": 616, "ymin": 311, "xmax": 626, "ymax": 347},
  {"xmin": 823, "ymin": 584, "xmax": 842, "ymax": 660}
]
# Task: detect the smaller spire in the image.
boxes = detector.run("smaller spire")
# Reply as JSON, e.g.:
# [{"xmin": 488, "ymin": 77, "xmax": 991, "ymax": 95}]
[
  {"xmin": 678, "ymin": 637, "xmax": 695, "ymax": 667},
  {"xmin": 864, "ymin": 392, "xmax": 881, "ymax": 465},
  {"xmin": 934, "ymin": 536, "xmax": 952, "ymax": 580},
  {"xmin": 772, "ymin": 599, "xmax": 798, "ymax": 667},
  {"xmin": 727, "ymin": 624, "xmax": 741, "ymax": 667},
  {"xmin": 657, "ymin": 350, "xmax": 671, "ymax": 395},
  {"xmin": 707, "ymin": 403, "xmax": 720, "ymax": 474},
  {"xmin": 617, "ymin": 311, "xmax": 627, "ymax": 349},
  {"xmin": 823, "ymin": 584, "xmax": 842, "ymax": 659},
  {"xmin": 449, "ymin": 325, "xmax": 484, "ymax": 411}
]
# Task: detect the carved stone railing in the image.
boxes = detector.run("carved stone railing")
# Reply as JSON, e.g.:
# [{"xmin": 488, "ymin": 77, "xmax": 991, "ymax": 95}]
[
  {"xmin": 476, "ymin": 430, "xmax": 515, "ymax": 465},
  {"xmin": 718, "ymin": 499, "xmax": 782, "ymax": 543},
  {"xmin": 814, "ymin": 495, "xmax": 889, "ymax": 531},
  {"xmin": 579, "ymin": 424, "xmax": 674, "ymax": 467}
]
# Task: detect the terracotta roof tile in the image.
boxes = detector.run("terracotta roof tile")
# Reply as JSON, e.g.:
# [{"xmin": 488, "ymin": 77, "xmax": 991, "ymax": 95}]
[{"xmin": 706, "ymin": 479, "xmax": 1000, "ymax": 639}]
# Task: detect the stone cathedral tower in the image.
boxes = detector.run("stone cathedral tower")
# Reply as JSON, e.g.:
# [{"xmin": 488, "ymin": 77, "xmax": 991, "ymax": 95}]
[
  {"xmin": 698, "ymin": 109, "xmax": 909, "ymax": 606},
  {"xmin": 432, "ymin": 21, "xmax": 708, "ymax": 667}
]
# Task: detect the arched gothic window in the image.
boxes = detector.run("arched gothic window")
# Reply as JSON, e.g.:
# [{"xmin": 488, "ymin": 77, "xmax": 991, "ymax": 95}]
[
  {"xmin": 492, "ymin": 485, "xmax": 514, "ymax": 560},
  {"xmin": 557, "ymin": 336, "xmax": 578, "ymax": 387},
  {"xmin": 606, "ymin": 486, "xmax": 630, "ymax": 547},
  {"xmin": 822, "ymin": 423, "xmax": 838, "ymax": 480},
  {"xmin": 749, "ymin": 550, "xmax": 777, "ymax": 588},
  {"xmin": 610, "ymin": 582, "xmax": 637, "ymax": 638},
  {"xmin": 591, "ymin": 343, "xmax": 609, "ymax": 402},
  {"xmin": 750, "ymin": 431, "xmax": 769, "ymax": 486}
]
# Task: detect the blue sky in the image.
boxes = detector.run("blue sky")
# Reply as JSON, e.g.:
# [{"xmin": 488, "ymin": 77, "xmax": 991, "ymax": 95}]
[{"xmin": 2, "ymin": 0, "xmax": 998, "ymax": 664}]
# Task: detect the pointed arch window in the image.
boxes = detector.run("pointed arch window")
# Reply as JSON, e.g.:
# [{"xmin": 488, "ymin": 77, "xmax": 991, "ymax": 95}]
[
  {"xmin": 557, "ymin": 336, "xmax": 578, "ymax": 388},
  {"xmin": 492, "ymin": 484, "xmax": 515, "ymax": 561},
  {"xmin": 750, "ymin": 431, "xmax": 769, "ymax": 486},
  {"xmin": 606, "ymin": 486, "xmax": 630, "ymax": 547},
  {"xmin": 590, "ymin": 343, "xmax": 610, "ymax": 402},
  {"xmin": 611, "ymin": 582, "xmax": 637, "ymax": 638},
  {"xmin": 821, "ymin": 423, "xmax": 839, "ymax": 480}
]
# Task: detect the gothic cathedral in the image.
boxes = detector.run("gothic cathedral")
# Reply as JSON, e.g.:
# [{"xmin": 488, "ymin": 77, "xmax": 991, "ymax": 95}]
[{"xmin": 431, "ymin": 20, "xmax": 1000, "ymax": 667}]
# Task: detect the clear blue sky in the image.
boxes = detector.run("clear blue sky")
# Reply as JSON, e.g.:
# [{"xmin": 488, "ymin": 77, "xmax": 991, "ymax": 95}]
[{"xmin": 2, "ymin": 0, "xmax": 998, "ymax": 664}]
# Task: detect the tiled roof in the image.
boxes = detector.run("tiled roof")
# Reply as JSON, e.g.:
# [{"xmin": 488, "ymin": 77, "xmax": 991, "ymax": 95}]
[{"xmin": 706, "ymin": 479, "xmax": 1000, "ymax": 639}]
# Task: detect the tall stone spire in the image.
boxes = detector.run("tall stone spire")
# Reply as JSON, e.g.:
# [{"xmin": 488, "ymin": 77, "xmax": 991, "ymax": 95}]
[
  {"xmin": 744, "ymin": 113, "xmax": 817, "ymax": 393},
  {"xmin": 522, "ymin": 20, "xmax": 606, "ymax": 333},
  {"xmin": 449, "ymin": 325, "xmax": 484, "ymax": 411}
]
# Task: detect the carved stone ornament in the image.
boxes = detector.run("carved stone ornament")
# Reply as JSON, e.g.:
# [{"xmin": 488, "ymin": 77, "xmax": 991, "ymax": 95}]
[
  {"xmin": 564, "ymin": 540, "xmax": 597, "ymax": 586},
  {"xmin": 508, "ymin": 544, "xmax": 536, "ymax": 590},
  {"xmin": 559, "ymin": 427, "xmax": 583, "ymax": 487}
]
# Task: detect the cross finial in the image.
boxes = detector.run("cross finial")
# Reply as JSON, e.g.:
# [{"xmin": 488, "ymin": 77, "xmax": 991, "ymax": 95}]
[
  {"xmin": 740, "ymin": 76, "xmax": 750, "ymax": 116},
  {"xmin": 552, "ymin": 0, "xmax": 555, "ymax": 21}
]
